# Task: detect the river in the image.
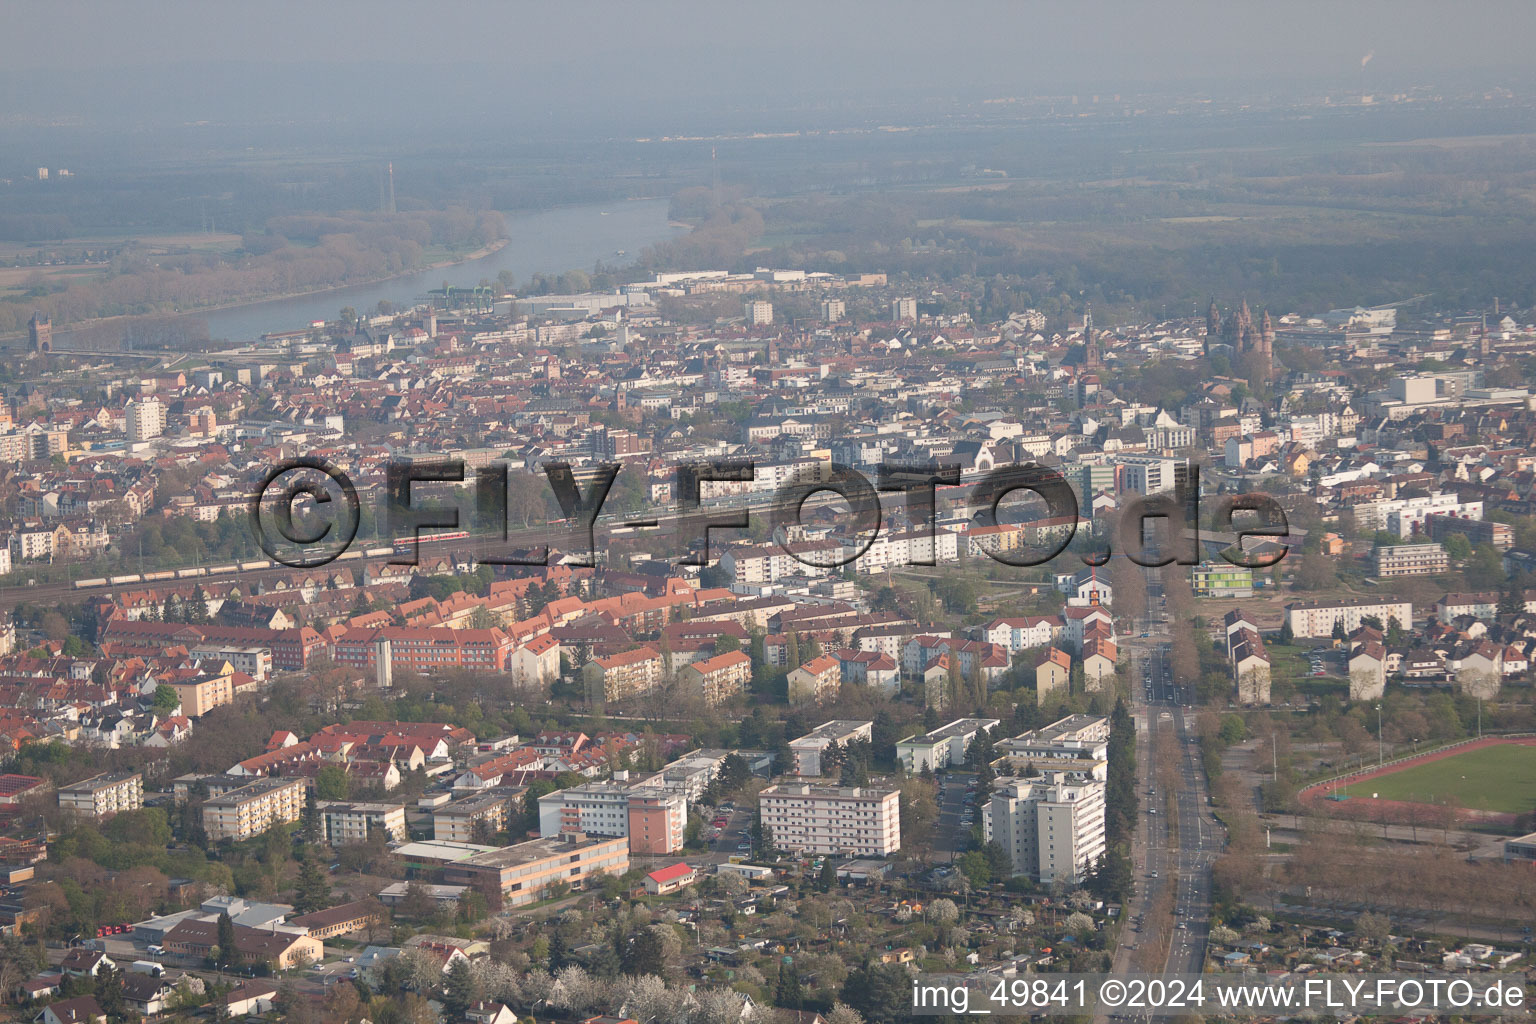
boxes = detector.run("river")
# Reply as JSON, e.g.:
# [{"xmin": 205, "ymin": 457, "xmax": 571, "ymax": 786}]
[{"xmin": 179, "ymin": 198, "xmax": 683, "ymax": 344}]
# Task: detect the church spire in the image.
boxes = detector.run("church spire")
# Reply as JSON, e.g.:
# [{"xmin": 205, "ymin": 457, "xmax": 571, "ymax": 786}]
[{"xmin": 1082, "ymin": 303, "xmax": 1099, "ymax": 368}]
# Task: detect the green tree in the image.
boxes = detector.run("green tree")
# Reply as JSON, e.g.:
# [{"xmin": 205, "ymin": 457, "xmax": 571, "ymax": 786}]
[
  {"xmin": 293, "ymin": 853, "xmax": 331, "ymax": 915},
  {"xmin": 215, "ymin": 911, "xmax": 236, "ymax": 968},
  {"xmin": 957, "ymin": 849, "xmax": 992, "ymax": 887},
  {"xmin": 187, "ymin": 586, "xmax": 210, "ymax": 624},
  {"xmin": 1467, "ymin": 545, "xmax": 1505, "ymax": 589},
  {"xmin": 314, "ymin": 764, "xmax": 350, "ymax": 801},
  {"xmin": 775, "ymin": 961, "xmax": 804, "ymax": 1010},
  {"xmin": 442, "ymin": 956, "xmax": 480, "ymax": 1017},
  {"xmin": 300, "ymin": 788, "xmax": 322, "ymax": 846},
  {"xmin": 1443, "ymin": 533, "xmax": 1473, "ymax": 561},
  {"xmin": 622, "ymin": 925, "xmax": 671, "ymax": 976},
  {"xmin": 842, "ymin": 961, "xmax": 912, "ymax": 1024},
  {"xmin": 717, "ymin": 752, "xmax": 750, "ymax": 794},
  {"xmin": 151, "ymin": 685, "xmax": 181, "ymax": 712},
  {"xmin": 817, "ymin": 858, "xmax": 837, "ymax": 893},
  {"xmin": 750, "ymin": 812, "xmax": 776, "ymax": 859}
]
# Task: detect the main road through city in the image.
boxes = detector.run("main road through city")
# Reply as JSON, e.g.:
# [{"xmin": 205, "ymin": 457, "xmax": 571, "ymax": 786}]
[{"xmin": 1102, "ymin": 601, "xmax": 1226, "ymax": 1023}]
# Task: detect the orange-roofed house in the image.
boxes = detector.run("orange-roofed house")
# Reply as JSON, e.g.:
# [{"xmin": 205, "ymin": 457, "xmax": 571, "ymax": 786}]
[
  {"xmin": 1082, "ymin": 638, "xmax": 1117, "ymax": 691},
  {"xmin": 643, "ymin": 861, "xmax": 698, "ymax": 895},
  {"xmin": 582, "ymin": 646, "xmax": 662, "ymax": 703},
  {"xmin": 786, "ymin": 653, "xmax": 840, "ymax": 706},
  {"xmin": 509, "ymin": 634, "xmax": 560, "ymax": 687},
  {"xmin": 1035, "ymin": 646, "xmax": 1071, "ymax": 705},
  {"xmin": 677, "ymin": 649, "xmax": 752, "ymax": 706}
]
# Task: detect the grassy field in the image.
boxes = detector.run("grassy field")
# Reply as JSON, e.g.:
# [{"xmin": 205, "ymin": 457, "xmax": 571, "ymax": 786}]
[{"xmin": 1357, "ymin": 743, "xmax": 1536, "ymax": 814}]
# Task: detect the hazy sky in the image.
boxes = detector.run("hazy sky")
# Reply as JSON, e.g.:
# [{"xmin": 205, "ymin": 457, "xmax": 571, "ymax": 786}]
[
  {"xmin": 6, "ymin": 1, "xmax": 1534, "ymax": 135},
  {"xmin": 10, "ymin": 1, "xmax": 1534, "ymax": 81}
]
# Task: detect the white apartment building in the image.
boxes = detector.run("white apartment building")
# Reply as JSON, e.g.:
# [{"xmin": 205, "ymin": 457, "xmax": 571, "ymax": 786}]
[
  {"xmin": 190, "ymin": 644, "xmax": 272, "ymax": 681},
  {"xmin": 849, "ymin": 528, "xmax": 961, "ymax": 574},
  {"xmin": 125, "ymin": 397, "xmax": 166, "ymax": 442},
  {"xmin": 537, "ymin": 773, "xmax": 689, "ymax": 855},
  {"xmin": 983, "ymin": 771, "xmax": 1106, "ymax": 884},
  {"xmin": 895, "ymin": 718, "xmax": 1001, "ymax": 774},
  {"xmin": 981, "ymin": 616, "xmax": 1062, "ymax": 656},
  {"xmin": 202, "ymin": 777, "xmax": 306, "ymax": 841},
  {"xmin": 994, "ymin": 714, "xmax": 1111, "ymax": 782},
  {"xmin": 1117, "ymin": 455, "xmax": 1183, "ymax": 496},
  {"xmin": 1373, "ymin": 543, "xmax": 1449, "ymax": 577},
  {"xmin": 1285, "ymin": 598, "xmax": 1414, "ymax": 639},
  {"xmin": 891, "ymin": 296, "xmax": 918, "ymax": 321},
  {"xmin": 758, "ymin": 783, "xmax": 902, "ymax": 857},
  {"xmin": 788, "ymin": 720, "xmax": 873, "ymax": 777},
  {"xmin": 58, "ymin": 771, "xmax": 143, "ymax": 819},
  {"xmin": 1387, "ymin": 497, "xmax": 1483, "ymax": 540},
  {"xmin": 744, "ymin": 300, "xmax": 774, "ymax": 326},
  {"xmin": 319, "ymin": 801, "xmax": 408, "ymax": 844},
  {"xmin": 1349, "ymin": 490, "xmax": 1473, "ymax": 535}
]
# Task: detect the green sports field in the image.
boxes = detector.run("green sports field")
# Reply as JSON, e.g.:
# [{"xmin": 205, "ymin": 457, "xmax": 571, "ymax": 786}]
[{"xmin": 1354, "ymin": 743, "xmax": 1536, "ymax": 814}]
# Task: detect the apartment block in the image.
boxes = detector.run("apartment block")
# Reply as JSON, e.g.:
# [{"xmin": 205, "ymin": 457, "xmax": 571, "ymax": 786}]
[
  {"xmin": 757, "ymin": 783, "xmax": 901, "ymax": 857},
  {"xmin": 1373, "ymin": 543, "xmax": 1449, "ymax": 577},
  {"xmin": 333, "ymin": 626, "xmax": 516, "ymax": 674},
  {"xmin": 582, "ymin": 646, "xmax": 662, "ymax": 703},
  {"xmin": 125, "ymin": 397, "xmax": 166, "ymax": 442},
  {"xmin": 57, "ymin": 771, "xmax": 143, "ymax": 820},
  {"xmin": 984, "ymin": 771, "xmax": 1106, "ymax": 884},
  {"xmin": 537, "ymin": 773, "xmax": 688, "ymax": 855},
  {"xmin": 677, "ymin": 649, "xmax": 751, "ymax": 706},
  {"xmin": 166, "ymin": 671, "xmax": 235, "ymax": 718},
  {"xmin": 318, "ymin": 801, "xmax": 408, "ymax": 845},
  {"xmin": 1425, "ymin": 513, "xmax": 1513, "ymax": 552},
  {"xmin": 202, "ymin": 777, "xmax": 306, "ymax": 842},
  {"xmin": 994, "ymin": 714, "xmax": 1110, "ymax": 781},
  {"xmin": 786, "ymin": 653, "xmax": 841, "ymax": 706},
  {"xmin": 787, "ymin": 720, "xmax": 873, "ymax": 777},
  {"xmin": 433, "ymin": 791, "xmax": 518, "ymax": 844},
  {"xmin": 895, "ymin": 718, "xmax": 1001, "ymax": 774},
  {"xmin": 1285, "ymin": 598, "xmax": 1414, "ymax": 638}
]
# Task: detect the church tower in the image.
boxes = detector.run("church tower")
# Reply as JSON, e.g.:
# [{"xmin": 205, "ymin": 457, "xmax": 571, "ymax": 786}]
[
  {"xmin": 1237, "ymin": 298, "xmax": 1255, "ymax": 353},
  {"xmin": 1205, "ymin": 299, "xmax": 1220, "ymax": 357},
  {"xmin": 1259, "ymin": 310, "xmax": 1276, "ymax": 381},
  {"xmin": 1081, "ymin": 304, "xmax": 1099, "ymax": 368}
]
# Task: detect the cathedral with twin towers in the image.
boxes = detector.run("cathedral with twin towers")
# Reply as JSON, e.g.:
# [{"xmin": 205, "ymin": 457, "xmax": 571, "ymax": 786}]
[{"xmin": 1206, "ymin": 298, "xmax": 1274, "ymax": 381}]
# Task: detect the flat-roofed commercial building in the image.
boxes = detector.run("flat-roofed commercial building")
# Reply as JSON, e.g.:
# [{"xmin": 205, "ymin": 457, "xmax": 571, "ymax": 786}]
[
  {"xmin": 440, "ymin": 832, "xmax": 629, "ymax": 909},
  {"xmin": 57, "ymin": 772, "xmax": 143, "ymax": 820},
  {"xmin": 202, "ymin": 777, "xmax": 306, "ymax": 841},
  {"xmin": 758, "ymin": 783, "xmax": 901, "ymax": 857},
  {"xmin": 1191, "ymin": 561, "xmax": 1254, "ymax": 598},
  {"xmin": 1504, "ymin": 831, "xmax": 1536, "ymax": 863}
]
